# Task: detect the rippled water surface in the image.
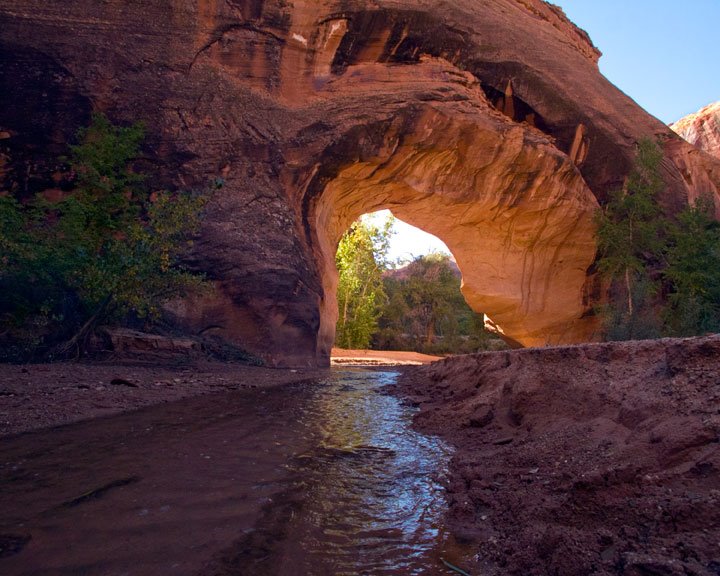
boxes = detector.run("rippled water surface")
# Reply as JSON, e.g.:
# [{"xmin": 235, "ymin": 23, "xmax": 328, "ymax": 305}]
[{"xmin": 274, "ymin": 369, "xmax": 458, "ymax": 575}]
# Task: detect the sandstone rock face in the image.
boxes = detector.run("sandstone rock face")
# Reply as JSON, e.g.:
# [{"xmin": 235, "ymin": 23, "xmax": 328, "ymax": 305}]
[
  {"xmin": 2, "ymin": 0, "xmax": 719, "ymax": 366},
  {"xmin": 672, "ymin": 101, "xmax": 720, "ymax": 160}
]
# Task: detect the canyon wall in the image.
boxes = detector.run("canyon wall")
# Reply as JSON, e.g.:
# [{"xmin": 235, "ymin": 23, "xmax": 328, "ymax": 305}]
[
  {"xmin": 1, "ymin": 0, "xmax": 719, "ymax": 366},
  {"xmin": 672, "ymin": 101, "xmax": 720, "ymax": 160}
]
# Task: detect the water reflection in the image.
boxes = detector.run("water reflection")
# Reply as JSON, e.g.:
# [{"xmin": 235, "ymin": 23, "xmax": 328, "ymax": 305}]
[{"xmin": 283, "ymin": 369, "xmax": 457, "ymax": 575}]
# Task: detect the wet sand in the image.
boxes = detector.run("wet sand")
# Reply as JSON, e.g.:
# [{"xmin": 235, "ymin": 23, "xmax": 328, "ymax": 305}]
[
  {"xmin": 0, "ymin": 361, "xmax": 327, "ymax": 438},
  {"xmin": 0, "ymin": 383, "xmax": 315, "ymax": 575},
  {"xmin": 0, "ymin": 360, "xmax": 328, "ymax": 574}
]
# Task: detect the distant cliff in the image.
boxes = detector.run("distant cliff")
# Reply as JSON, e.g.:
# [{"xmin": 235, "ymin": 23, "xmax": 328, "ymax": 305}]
[{"xmin": 672, "ymin": 101, "xmax": 720, "ymax": 160}]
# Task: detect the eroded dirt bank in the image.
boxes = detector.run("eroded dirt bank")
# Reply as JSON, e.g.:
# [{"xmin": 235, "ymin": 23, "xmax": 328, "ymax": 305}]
[{"xmin": 396, "ymin": 336, "xmax": 720, "ymax": 576}]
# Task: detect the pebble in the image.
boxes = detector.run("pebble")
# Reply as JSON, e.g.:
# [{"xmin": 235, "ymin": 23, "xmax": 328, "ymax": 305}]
[{"xmin": 493, "ymin": 437, "xmax": 513, "ymax": 445}]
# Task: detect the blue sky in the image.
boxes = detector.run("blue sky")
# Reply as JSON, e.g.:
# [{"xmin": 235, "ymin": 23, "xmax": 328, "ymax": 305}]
[
  {"xmin": 555, "ymin": 0, "xmax": 720, "ymax": 124},
  {"xmin": 384, "ymin": 0, "xmax": 720, "ymax": 261}
]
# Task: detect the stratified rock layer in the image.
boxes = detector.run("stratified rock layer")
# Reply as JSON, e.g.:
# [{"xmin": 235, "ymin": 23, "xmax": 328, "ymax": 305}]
[
  {"xmin": 672, "ymin": 101, "xmax": 720, "ymax": 160},
  {"xmin": 1, "ymin": 0, "xmax": 719, "ymax": 366}
]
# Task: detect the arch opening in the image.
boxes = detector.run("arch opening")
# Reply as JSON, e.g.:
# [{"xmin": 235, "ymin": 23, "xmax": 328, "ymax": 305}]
[
  {"xmin": 378, "ymin": 210, "xmax": 450, "ymax": 265},
  {"xmin": 306, "ymin": 105, "xmax": 601, "ymax": 363},
  {"xmin": 332, "ymin": 210, "xmax": 509, "ymax": 358}
]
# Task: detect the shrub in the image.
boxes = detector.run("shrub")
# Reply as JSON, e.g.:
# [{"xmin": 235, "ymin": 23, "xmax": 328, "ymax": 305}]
[{"xmin": 0, "ymin": 114, "xmax": 209, "ymax": 360}]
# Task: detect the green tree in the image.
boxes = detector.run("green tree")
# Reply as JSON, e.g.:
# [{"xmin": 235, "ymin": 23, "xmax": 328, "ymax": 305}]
[
  {"xmin": 335, "ymin": 217, "xmax": 393, "ymax": 349},
  {"xmin": 396, "ymin": 253, "xmax": 462, "ymax": 347},
  {"xmin": 663, "ymin": 195, "xmax": 720, "ymax": 335},
  {"xmin": 595, "ymin": 138, "xmax": 667, "ymax": 340},
  {"xmin": 376, "ymin": 253, "xmax": 501, "ymax": 354},
  {"xmin": 0, "ymin": 114, "xmax": 209, "ymax": 359}
]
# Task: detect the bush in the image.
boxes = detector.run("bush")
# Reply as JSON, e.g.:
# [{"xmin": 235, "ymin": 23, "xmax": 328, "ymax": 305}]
[
  {"xmin": 663, "ymin": 195, "xmax": 720, "ymax": 336},
  {"xmin": 595, "ymin": 138, "xmax": 720, "ymax": 340},
  {"xmin": 0, "ymin": 114, "xmax": 209, "ymax": 360}
]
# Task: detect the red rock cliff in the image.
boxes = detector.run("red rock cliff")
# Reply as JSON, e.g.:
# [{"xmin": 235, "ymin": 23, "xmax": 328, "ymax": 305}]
[
  {"xmin": 1, "ymin": 0, "xmax": 719, "ymax": 366},
  {"xmin": 672, "ymin": 101, "xmax": 720, "ymax": 160}
]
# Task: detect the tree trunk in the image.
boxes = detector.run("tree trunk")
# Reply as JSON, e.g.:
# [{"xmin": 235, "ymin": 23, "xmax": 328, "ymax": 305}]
[
  {"xmin": 53, "ymin": 294, "xmax": 113, "ymax": 360},
  {"xmin": 425, "ymin": 321, "xmax": 435, "ymax": 347},
  {"xmin": 625, "ymin": 267, "xmax": 633, "ymax": 317}
]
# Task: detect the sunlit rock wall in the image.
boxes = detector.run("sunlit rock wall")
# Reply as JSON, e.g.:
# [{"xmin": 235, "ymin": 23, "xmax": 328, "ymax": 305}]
[{"xmin": 672, "ymin": 101, "xmax": 720, "ymax": 160}]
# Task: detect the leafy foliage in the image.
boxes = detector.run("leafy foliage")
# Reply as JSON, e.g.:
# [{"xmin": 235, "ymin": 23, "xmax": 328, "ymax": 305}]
[
  {"xmin": 595, "ymin": 138, "xmax": 720, "ymax": 340},
  {"xmin": 0, "ymin": 114, "xmax": 209, "ymax": 360},
  {"xmin": 595, "ymin": 138, "xmax": 666, "ymax": 340},
  {"xmin": 663, "ymin": 195, "xmax": 720, "ymax": 335},
  {"xmin": 375, "ymin": 253, "xmax": 502, "ymax": 354},
  {"xmin": 334, "ymin": 217, "xmax": 393, "ymax": 349}
]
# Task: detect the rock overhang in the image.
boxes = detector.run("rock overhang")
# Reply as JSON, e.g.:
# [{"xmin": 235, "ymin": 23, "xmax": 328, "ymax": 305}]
[{"xmin": 1, "ymin": 0, "xmax": 719, "ymax": 366}]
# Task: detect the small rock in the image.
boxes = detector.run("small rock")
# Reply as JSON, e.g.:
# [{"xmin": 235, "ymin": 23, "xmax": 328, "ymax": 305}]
[
  {"xmin": 600, "ymin": 545, "xmax": 617, "ymax": 563},
  {"xmin": 493, "ymin": 437, "xmax": 513, "ymax": 446},
  {"xmin": 110, "ymin": 378, "xmax": 138, "ymax": 388},
  {"xmin": 468, "ymin": 405, "xmax": 494, "ymax": 428},
  {"xmin": 622, "ymin": 553, "xmax": 684, "ymax": 576}
]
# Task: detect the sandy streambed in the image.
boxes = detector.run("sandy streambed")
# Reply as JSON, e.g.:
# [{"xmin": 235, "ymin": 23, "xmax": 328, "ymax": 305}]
[{"xmin": 0, "ymin": 361, "xmax": 325, "ymax": 438}]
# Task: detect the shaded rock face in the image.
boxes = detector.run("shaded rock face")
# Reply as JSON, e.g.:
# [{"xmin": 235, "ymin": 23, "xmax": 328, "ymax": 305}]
[
  {"xmin": 672, "ymin": 101, "xmax": 720, "ymax": 160},
  {"xmin": 1, "ymin": 0, "xmax": 719, "ymax": 366}
]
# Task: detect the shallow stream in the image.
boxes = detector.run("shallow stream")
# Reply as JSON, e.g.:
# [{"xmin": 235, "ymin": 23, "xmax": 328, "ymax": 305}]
[
  {"xmin": 0, "ymin": 368, "xmax": 470, "ymax": 575},
  {"xmin": 245, "ymin": 369, "xmax": 465, "ymax": 575}
]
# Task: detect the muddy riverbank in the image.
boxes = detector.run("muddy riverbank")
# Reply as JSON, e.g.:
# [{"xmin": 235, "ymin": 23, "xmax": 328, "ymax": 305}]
[
  {"xmin": 397, "ymin": 335, "xmax": 720, "ymax": 576},
  {"xmin": 0, "ymin": 361, "xmax": 328, "ymax": 438}
]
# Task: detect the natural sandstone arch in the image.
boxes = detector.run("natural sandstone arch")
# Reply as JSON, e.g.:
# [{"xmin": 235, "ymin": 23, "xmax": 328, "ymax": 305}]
[
  {"xmin": 2, "ymin": 0, "xmax": 720, "ymax": 367},
  {"xmin": 308, "ymin": 104, "xmax": 600, "ymax": 359}
]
